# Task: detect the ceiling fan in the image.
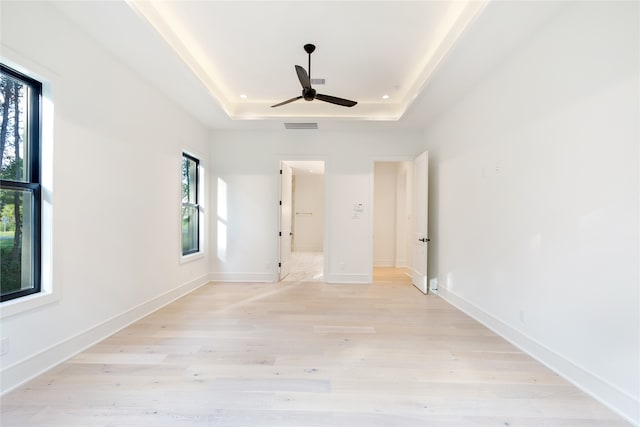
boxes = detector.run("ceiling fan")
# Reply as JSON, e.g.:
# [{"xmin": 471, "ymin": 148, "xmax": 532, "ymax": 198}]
[{"xmin": 271, "ymin": 44, "xmax": 357, "ymax": 108}]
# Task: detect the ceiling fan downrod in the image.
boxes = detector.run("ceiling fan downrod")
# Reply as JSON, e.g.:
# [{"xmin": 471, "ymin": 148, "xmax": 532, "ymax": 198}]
[{"xmin": 304, "ymin": 43, "xmax": 315, "ymax": 79}]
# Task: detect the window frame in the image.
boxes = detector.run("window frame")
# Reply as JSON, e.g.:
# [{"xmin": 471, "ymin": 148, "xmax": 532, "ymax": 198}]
[
  {"xmin": 0, "ymin": 64, "xmax": 42, "ymax": 302},
  {"xmin": 181, "ymin": 152, "xmax": 201, "ymax": 257}
]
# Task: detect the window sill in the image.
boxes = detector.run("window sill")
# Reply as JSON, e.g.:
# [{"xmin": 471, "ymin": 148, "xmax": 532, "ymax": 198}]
[
  {"xmin": 180, "ymin": 251, "xmax": 205, "ymax": 265},
  {"xmin": 0, "ymin": 289, "xmax": 59, "ymax": 319}
]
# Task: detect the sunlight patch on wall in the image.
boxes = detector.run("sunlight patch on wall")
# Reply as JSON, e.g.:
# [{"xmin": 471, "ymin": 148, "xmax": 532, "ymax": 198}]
[{"xmin": 217, "ymin": 177, "xmax": 228, "ymax": 262}]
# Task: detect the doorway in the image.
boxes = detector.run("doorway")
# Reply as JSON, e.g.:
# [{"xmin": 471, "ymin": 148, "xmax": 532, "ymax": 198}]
[
  {"xmin": 373, "ymin": 161, "xmax": 413, "ymax": 284},
  {"xmin": 279, "ymin": 160, "xmax": 325, "ymax": 282},
  {"xmin": 373, "ymin": 152, "xmax": 429, "ymax": 293}
]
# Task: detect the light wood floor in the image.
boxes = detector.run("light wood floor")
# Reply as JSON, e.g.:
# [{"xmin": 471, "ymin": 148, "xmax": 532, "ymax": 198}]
[{"xmin": 1, "ymin": 272, "xmax": 630, "ymax": 426}]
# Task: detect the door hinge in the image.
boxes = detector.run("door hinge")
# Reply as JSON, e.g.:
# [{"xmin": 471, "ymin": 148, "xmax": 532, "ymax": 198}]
[
  {"xmin": 279, "ymin": 232, "xmax": 282, "ymax": 237},
  {"xmin": 279, "ymin": 200, "xmax": 282, "ymax": 206},
  {"xmin": 280, "ymin": 169, "xmax": 283, "ymax": 174},
  {"xmin": 278, "ymin": 262, "xmax": 282, "ymax": 268}
]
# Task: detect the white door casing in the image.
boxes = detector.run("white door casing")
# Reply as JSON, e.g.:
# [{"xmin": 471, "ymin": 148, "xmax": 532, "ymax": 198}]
[{"xmin": 279, "ymin": 163, "xmax": 293, "ymax": 280}]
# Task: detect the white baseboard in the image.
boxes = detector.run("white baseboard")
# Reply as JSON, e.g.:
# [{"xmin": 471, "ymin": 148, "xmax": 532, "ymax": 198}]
[
  {"xmin": 373, "ymin": 259, "xmax": 395, "ymax": 267},
  {"xmin": 437, "ymin": 287, "xmax": 639, "ymax": 426},
  {"xmin": 293, "ymin": 245, "xmax": 323, "ymax": 252},
  {"xmin": 209, "ymin": 272, "xmax": 278, "ymax": 282},
  {"xmin": 210, "ymin": 271, "xmax": 370, "ymax": 284},
  {"xmin": 209, "ymin": 271, "xmax": 371, "ymax": 285},
  {"xmin": 1, "ymin": 274, "xmax": 210, "ymax": 395}
]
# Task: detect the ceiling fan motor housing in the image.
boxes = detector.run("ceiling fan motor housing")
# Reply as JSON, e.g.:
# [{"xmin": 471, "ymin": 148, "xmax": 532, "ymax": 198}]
[{"xmin": 303, "ymin": 87, "xmax": 317, "ymax": 101}]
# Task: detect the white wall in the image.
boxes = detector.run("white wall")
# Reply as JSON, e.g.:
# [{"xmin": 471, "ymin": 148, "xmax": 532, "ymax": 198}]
[
  {"xmin": 292, "ymin": 174, "xmax": 324, "ymax": 252},
  {"xmin": 373, "ymin": 162, "xmax": 398, "ymax": 266},
  {"xmin": 425, "ymin": 1, "xmax": 639, "ymax": 423},
  {"xmin": 0, "ymin": 2, "xmax": 210, "ymax": 393},
  {"xmin": 209, "ymin": 130, "xmax": 424, "ymax": 283}
]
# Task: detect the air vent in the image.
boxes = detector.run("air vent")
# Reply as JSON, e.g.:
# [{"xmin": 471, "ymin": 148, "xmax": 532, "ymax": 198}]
[
  {"xmin": 310, "ymin": 78, "xmax": 325, "ymax": 85},
  {"xmin": 284, "ymin": 122, "xmax": 318, "ymax": 130}
]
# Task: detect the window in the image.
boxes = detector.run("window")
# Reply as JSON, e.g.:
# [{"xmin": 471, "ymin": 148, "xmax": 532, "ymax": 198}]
[
  {"xmin": 181, "ymin": 153, "xmax": 200, "ymax": 256},
  {"xmin": 1, "ymin": 64, "xmax": 42, "ymax": 302}
]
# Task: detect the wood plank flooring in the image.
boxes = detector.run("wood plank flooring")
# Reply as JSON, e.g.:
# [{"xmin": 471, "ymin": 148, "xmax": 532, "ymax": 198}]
[{"xmin": 1, "ymin": 271, "xmax": 631, "ymax": 426}]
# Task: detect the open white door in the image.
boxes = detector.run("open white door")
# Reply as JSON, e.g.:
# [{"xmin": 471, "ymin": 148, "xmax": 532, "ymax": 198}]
[
  {"xmin": 411, "ymin": 151, "xmax": 429, "ymax": 293},
  {"xmin": 279, "ymin": 163, "xmax": 293, "ymax": 280}
]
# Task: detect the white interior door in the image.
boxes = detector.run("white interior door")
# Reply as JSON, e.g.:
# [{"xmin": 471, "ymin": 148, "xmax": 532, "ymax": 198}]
[
  {"xmin": 411, "ymin": 151, "xmax": 429, "ymax": 293},
  {"xmin": 279, "ymin": 163, "xmax": 293, "ymax": 280}
]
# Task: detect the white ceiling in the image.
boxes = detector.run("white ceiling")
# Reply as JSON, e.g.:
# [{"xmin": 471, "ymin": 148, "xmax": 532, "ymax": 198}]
[{"xmin": 51, "ymin": 0, "xmax": 565, "ymax": 131}]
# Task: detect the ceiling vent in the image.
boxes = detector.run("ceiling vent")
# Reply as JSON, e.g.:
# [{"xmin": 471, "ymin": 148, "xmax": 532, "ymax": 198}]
[
  {"xmin": 310, "ymin": 78, "xmax": 325, "ymax": 85},
  {"xmin": 284, "ymin": 122, "xmax": 318, "ymax": 130}
]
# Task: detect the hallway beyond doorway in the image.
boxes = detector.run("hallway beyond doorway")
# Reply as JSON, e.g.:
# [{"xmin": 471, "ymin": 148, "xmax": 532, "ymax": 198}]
[
  {"xmin": 373, "ymin": 267, "xmax": 412, "ymax": 284},
  {"xmin": 282, "ymin": 251, "xmax": 323, "ymax": 282}
]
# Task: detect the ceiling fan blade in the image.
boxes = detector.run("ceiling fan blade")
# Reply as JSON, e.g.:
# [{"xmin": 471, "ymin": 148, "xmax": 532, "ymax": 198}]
[
  {"xmin": 271, "ymin": 95, "xmax": 303, "ymax": 108},
  {"xmin": 315, "ymin": 93, "xmax": 357, "ymax": 107},
  {"xmin": 295, "ymin": 65, "xmax": 311, "ymax": 90}
]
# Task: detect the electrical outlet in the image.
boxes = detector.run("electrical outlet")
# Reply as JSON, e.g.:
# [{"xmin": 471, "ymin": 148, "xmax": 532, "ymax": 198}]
[{"xmin": 429, "ymin": 278, "xmax": 438, "ymax": 292}]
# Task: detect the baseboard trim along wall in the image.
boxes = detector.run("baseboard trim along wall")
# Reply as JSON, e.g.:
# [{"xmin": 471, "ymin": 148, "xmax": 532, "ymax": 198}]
[
  {"xmin": 209, "ymin": 272, "xmax": 371, "ymax": 284},
  {"xmin": 293, "ymin": 245, "xmax": 323, "ymax": 252},
  {"xmin": 0, "ymin": 273, "xmax": 210, "ymax": 395},
  {"xmin": 373, "ymin": 260, "xmax": 396, "ymax": 267},
  {"xmin": 437, "ymin": 287, "xmax": 639, "ymax": 426},
  {"xmin": 394, "ymin": 260, "xmax": 408, "ymax": 268}
]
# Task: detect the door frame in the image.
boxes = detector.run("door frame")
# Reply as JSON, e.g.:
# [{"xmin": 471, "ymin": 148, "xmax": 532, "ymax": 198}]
[
  {"xmin": 277, "ymin": 157, "xmax": 329, "ymax": 281},
  {"xmin": 279, "ymin": 162, "xmax": 293, "ymax": 280},
  {"xmin": 370, "ymin": 156, "xmax": 416, "ymax": 283}
]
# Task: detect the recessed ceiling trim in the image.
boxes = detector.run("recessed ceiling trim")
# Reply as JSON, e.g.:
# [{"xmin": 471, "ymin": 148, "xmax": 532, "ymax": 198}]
[
  {"xmin": 401, "ymin": 0, "xmax": 488, "ymax": 113},
  {"xmin": 127, "ymin": 0, "xmax": 233, "ymax": 115},
  {"xmin": 232, "ymin": 101, "xmax": 404, "ymax": 121},
  {"xmin": 284, "ymin": 122, "xmax": 318, "ymax": 130},
  {"xmin": 127, "ymin": 0, "xmax": 488, "ymax": 122}
]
